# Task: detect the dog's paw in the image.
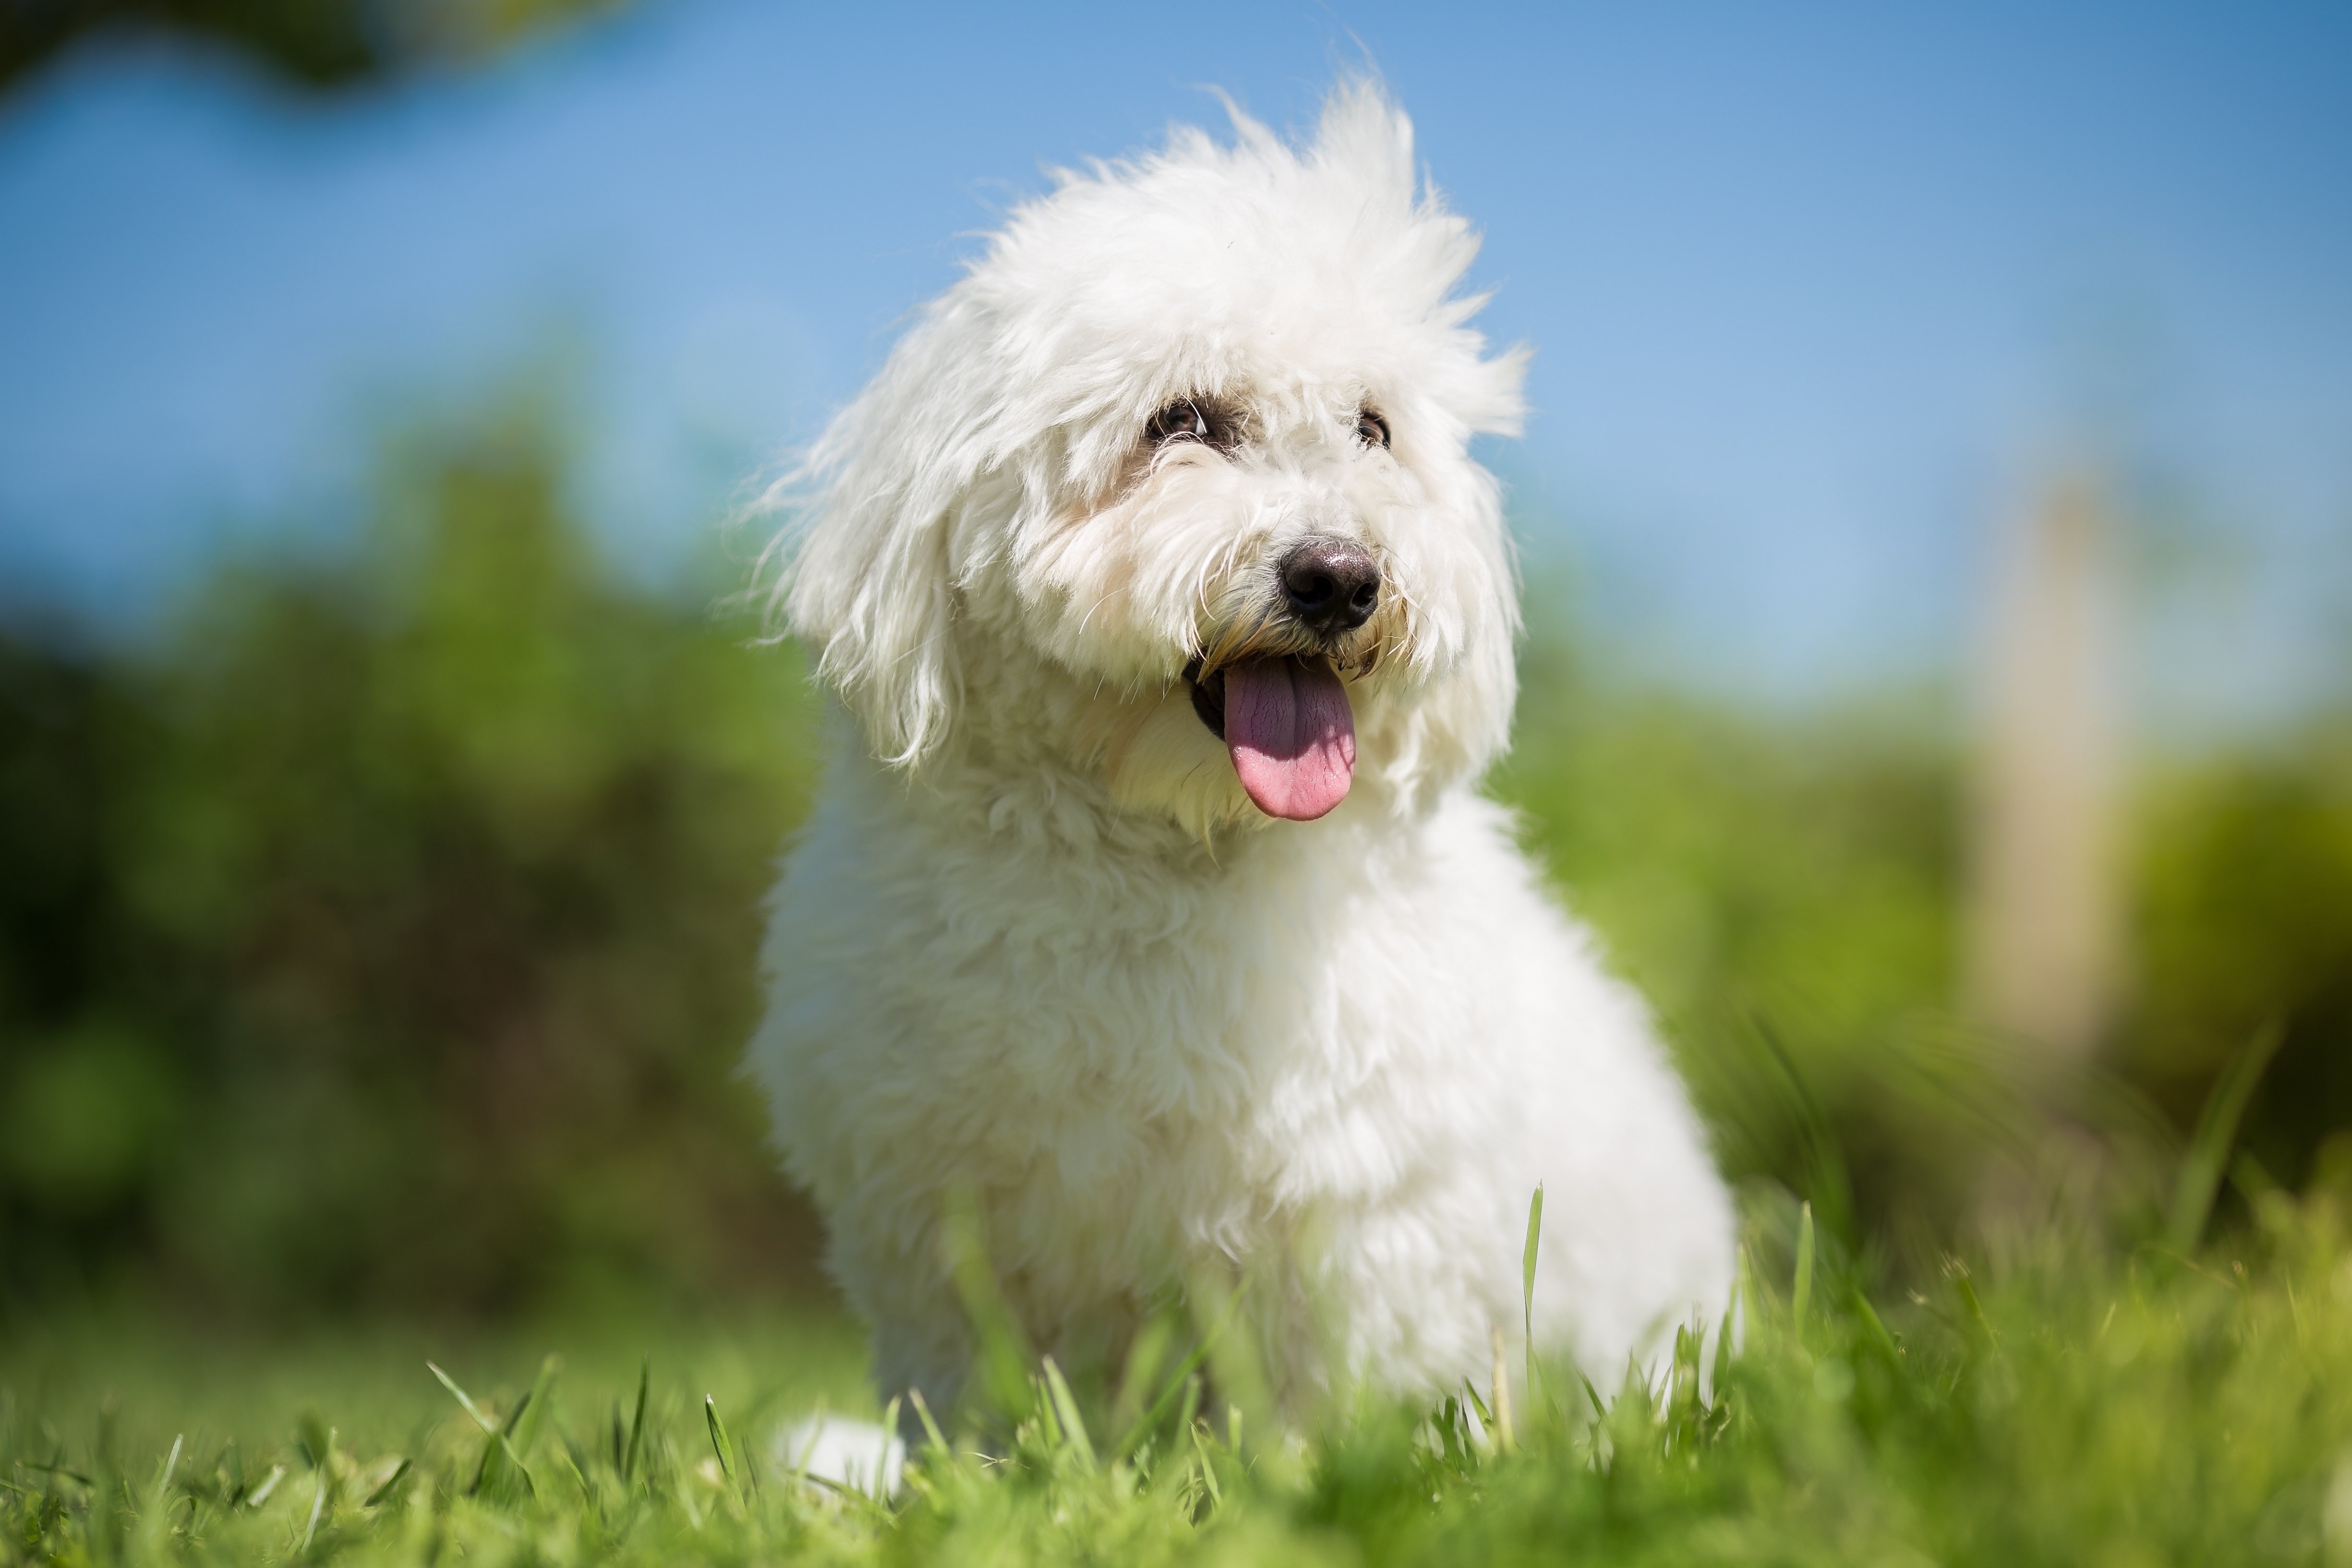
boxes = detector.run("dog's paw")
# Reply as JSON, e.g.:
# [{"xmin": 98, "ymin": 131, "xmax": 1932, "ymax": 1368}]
[{"xmin": 772, "ymin": 1414, "xmax": 905, "ymax": 1501}]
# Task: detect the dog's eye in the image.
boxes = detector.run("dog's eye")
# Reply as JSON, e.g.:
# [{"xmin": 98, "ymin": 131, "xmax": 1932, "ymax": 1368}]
[
  {"xmin": 1356, "ymin": 410, "xmax": 1391, "ymax": 449},
  {"xmin": 1147, "ymin": 399, "xmax": 1220, "ymax": 448}
]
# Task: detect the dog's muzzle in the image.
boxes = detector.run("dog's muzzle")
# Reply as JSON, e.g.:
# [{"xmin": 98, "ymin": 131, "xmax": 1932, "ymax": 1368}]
[
  {"xmin": 1184, "ymin": 548, "xmax": 1376, "ymax": 739},
  {"xmin": 1180, "ymin": 542, "xmax": 1382, "ymax": 822}
]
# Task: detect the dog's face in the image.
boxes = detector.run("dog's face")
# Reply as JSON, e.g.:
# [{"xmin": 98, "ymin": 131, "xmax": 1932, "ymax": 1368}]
[{"xmin": 775, "ymin": 85, "xmax": 1528, "ymax": 836}]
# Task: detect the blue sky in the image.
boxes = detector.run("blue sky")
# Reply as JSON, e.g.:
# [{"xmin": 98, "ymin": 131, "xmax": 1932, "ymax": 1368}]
[{"xmin": 1, "ymin": 0, "xmax": 2346, "ymax": 722}]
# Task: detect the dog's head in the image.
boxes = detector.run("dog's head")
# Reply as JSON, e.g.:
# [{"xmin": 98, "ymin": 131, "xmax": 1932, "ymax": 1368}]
[{"xmin": 772, "ymin": 83, "xmax": 1526, "ymax": 835}]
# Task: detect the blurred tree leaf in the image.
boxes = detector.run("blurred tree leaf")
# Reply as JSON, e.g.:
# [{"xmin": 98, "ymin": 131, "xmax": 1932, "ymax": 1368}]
[{"xmin": 2, "ymin": 0, "xmax": 632, "ymax": 95}]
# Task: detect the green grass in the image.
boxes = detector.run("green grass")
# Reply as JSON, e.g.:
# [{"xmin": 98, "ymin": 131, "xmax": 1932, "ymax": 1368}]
[{"xmin": 9, "ymin": 1181, "xmax": 2351, "ymax": 1567}]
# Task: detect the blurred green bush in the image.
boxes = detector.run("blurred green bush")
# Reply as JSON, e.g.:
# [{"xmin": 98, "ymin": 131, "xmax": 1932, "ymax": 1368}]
[
  {"xmin": 0, "ymin": 415, "xmax": 822, "ymax": 1319},
  {"xmin": 1494, "ymin": 636, "xmax": 1975, "ymax": 1251},
  {"xmin": 1495, "ymin": 597, "xmax": 2352, "ymax": 1258},
  {"xmin": 2129, "ymin": 728, "xmax": 2352, "ymax": 1186},
  {"xmin": 2, "ymin": 414, "xmax": 2347, "ymax": 1321}
]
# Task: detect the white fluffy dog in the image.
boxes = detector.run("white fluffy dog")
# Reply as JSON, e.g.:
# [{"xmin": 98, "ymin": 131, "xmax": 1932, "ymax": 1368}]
[{"xmin": 748, "ymin": 83, "xmax": 1733, "ymax": 1424}]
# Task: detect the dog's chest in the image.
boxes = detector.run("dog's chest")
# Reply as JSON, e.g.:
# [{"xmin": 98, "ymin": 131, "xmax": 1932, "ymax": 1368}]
[{"xmin": 765, "ymin": 779, "xmax": 1432, "ymax": 1210}]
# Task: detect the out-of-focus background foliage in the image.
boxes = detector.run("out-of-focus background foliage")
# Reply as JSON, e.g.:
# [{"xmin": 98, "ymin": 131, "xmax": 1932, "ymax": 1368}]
[
  {"xmin": 0, "ymin": 410, "xmax": 824, "ymax": 1317},
  {"xmin": 1, "ymin": 0, "xmax": 2348, "ymax": 1334}
]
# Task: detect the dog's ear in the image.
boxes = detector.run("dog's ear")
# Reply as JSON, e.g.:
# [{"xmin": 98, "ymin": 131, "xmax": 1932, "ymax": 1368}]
[{"xmin": 766, "ymin": 364, "xmax": 972, "ymax": 769}]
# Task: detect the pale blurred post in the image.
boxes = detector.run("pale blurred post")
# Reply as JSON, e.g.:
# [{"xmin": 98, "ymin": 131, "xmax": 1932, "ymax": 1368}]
[{"xmin": 1964, "ymin": 467, "xmax": 2123, "ymax": 1063}]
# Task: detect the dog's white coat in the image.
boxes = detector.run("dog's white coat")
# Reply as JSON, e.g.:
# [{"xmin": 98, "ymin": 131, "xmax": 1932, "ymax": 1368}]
[{"xmin": 748, "ymin": 84, "xmax": 1734, "ymax": 1418}]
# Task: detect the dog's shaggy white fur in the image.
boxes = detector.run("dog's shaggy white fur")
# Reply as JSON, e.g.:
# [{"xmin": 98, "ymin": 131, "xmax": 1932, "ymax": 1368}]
[{"xmin": 748, "ymin": 83, "xmax": 1734, "ymax": 1421}]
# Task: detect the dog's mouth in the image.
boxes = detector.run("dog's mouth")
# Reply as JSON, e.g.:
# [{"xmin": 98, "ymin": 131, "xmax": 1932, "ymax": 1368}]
[{"xmin": 1185, "ymin": 656, "xmax": 1357, "ymax": 822}]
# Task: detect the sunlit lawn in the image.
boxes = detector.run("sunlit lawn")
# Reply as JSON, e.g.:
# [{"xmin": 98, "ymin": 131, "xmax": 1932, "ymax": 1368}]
[{"xmin": 9, "ymin": 1177, "xmax": 2349, "ymax": 1568}]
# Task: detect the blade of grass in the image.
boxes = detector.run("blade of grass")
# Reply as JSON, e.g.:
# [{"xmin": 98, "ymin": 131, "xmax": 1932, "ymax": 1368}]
[
  {"xmin": 504, "ymin": 1358, "xmax": 559, "ymax": 1472},
  {"xmin": 1109, "ymin": 1311, "xmax": 1178, "ymax": 1448},
  {"xmin": 427, "ymin": 1363, "xmax": 534, "ymax": 1501},
  {"xmin": 1174, "ymin": 1373, "xmax": 1203, "ymax": 1440},
  {"xmin": 703, "ymin": 1397, "xmax": 734, "ymax": 1484},
  {"xmin": 1753, "ymin": 1014, "xmax": 1856, "ymax": 1245},
  {"xmin": 623, "ymin": 1358, "xmax": 649, "ymax": 1485},
  {"xmin": 1187, "ymin": 1266, "xmax": 1275, "ymax": 1459},
  {"xmin": 300, "ymin": 1469, "xmax": 326, "ymax": 1551},
  {"xmin": 906, "ymin": 1387, "xmax": 949, "ymax": 1458},
  {"xmin": 1950, "ymin": 1259, "xmax": 1995, "ymax": 1349},
  {"xmin": 2169, "ymin": 1021, "xmax": 2286, "ymax": 1253},
  {"xmin": 1522, "ymin": 1183, "xmax": 1544, "ymax": 1400},
  {"xmin": 22, "ymin": 1460, "xmax": 93, "ymax": 1488},
  {"xmin": 361, "ymin": 1459, "xmax": 411, "ymax": 1509},
  {"xmin": 1850, "ymin": 1285, "xmax": 1902, "ymax": 1366},
  {"xmin": 1188, "ymin": 1422, "xmax": 1223, "ymax": 1511},
  {"xmin": 1114, "ymin": 1302, "xmax": 1236, "ymax": 1459},
  {"xmin": 1714, "ymin": 1263, "xmax": 1741, "ymax": 1389},
  {"xmin": 939, "ymin": 1184, "xmax": 1037, "ymax": 1425},
  {"xmin": 426, "ymin": 1363, "xmax": 499, "ymax": 1437},
  {"xmin": 877, "ymin": 1395, "xmax": 903, "ymax": 1493},
  {"xmin": 150, "ymin": 1434, "xmax": 182, "ymax": 1508},
  {"xmin": 1040, "ymin": 1358, "xmax": 1097, "ymax": 1471},
  {"xmin": 1792, "ymin": 1201, "xmax": 1816, "ymax": 1339},
  {"xmin": 1487, "ymin": 1324, "xmax": 1515, "ymax": 1452},
  {"xmin": 134, "ymin": 1434, "xmax": 184, "ymax": 1557}
]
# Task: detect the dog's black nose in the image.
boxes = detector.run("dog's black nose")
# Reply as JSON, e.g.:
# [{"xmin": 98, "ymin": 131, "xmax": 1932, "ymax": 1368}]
[{"xmin": 1279, "ymin": 538, "xmax": 1382, "ymax": 635}]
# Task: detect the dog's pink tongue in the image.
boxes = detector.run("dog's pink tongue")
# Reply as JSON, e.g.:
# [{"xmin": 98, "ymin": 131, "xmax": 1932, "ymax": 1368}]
[{"xmin": 1224, "ymin": 658, "xmax": 1356, "ymax": 821}]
